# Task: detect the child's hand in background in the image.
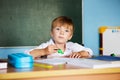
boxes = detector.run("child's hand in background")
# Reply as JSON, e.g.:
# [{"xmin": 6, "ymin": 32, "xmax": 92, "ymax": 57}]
[
  {"xmin": 30, "ymin": 44, "xmax": 58, "ymax": 59},
  {"xmin": 44, "ymin": 45, "xmax": 58, "ymax": 55},
  {"xmin": 69, "ymin": 51, "xmax": 91, "ymax": 58}
]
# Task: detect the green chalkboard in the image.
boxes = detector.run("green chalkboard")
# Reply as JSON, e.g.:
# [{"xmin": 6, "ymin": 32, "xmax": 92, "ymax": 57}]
[{"xmin": 0, "ymin": 0, "xmax": 82, "ymax": 46}]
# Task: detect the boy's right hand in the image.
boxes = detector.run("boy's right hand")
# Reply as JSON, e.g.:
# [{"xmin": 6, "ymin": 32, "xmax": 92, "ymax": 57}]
[{"xmin": 45, "ymin": 45, "xmax": 58, "ymax": 55}]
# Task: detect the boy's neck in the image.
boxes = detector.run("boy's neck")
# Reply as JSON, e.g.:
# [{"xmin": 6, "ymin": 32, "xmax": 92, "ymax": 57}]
[{"xmin": 55, "ymin": 43, "xmax": 66, "ymax": 51}]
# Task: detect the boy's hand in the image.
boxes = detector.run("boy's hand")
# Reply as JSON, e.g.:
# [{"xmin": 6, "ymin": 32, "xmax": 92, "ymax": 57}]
[
  {"xmin": 69, "ymin": 51, "xmax": 91, "ymax": 58},
  {"xmin": 45, "ymin": 45, "xmax": 58, "ymax": 54}
]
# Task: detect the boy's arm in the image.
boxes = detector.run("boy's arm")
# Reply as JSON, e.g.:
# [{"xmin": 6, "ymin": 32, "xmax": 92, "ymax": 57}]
[
  {"xmin": 77, "ymin": 51, "xmax": 92, "ymax": 58},
  {"xmin": 30, "ymin": 48, "xmax": 48, "ymax": 59},
  {"xmin": 68, "ymin": 42, "xmax": 93, "ymax": 58},
  {"xmin": 69, "ymin": 51, "xmax": 92, "ymax": 58},
  {"xmin": 29, "ymin": 45, "xmax": 58, "ymax": 59}
]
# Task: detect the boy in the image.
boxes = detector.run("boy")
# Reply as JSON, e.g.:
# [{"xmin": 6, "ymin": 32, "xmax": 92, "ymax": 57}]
[{"xmin": 29, "ymin": 16, "xmax": 93, "ymax": 59}]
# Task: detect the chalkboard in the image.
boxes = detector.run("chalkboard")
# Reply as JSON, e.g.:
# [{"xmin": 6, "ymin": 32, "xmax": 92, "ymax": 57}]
[{"xmin": 0, "ymin": 0, "xmax": 82, "ymax": 46}]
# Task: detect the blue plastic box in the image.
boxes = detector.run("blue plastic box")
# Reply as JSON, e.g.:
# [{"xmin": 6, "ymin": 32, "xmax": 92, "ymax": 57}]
[{"xmin": 8, "ymin": 53, "xmax": 33, "ymax": 68}]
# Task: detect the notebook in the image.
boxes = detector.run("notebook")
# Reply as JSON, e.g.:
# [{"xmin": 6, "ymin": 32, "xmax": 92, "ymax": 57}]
[
  {"xmin": 91, "ymin": 56, "xmax": 120, "ymax": 64},
  {"xmin": 35, "ymin": 58, "xmax": 69, "ymax": 65},
  {"xmin": 34, "ymin": 57, "xmax": 120, "ymax": 69}
]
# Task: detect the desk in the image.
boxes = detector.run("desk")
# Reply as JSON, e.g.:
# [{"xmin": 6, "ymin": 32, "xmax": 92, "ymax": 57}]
[{"xmin": 0, "ymin": 63, "xmax": 120, "ymax": 80}]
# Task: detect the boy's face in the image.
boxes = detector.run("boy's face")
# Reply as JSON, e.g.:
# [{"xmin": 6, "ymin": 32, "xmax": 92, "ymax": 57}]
[{"xmin": 51, "ymin": 26, "xmax": 72, "ymax": 44}]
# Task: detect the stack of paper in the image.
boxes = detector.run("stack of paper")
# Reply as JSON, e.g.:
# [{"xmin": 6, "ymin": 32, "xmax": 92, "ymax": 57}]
[
  {"xmin": 0, "ymin": 62, "xmax": 7, "ymax": 69},
  {"xmin": 35, "ymin": 58, "xmax": 69, "ymax": 65},
  {"xmin": 67, "ymin": 58, "xmax": 120, "ymax": 68}
]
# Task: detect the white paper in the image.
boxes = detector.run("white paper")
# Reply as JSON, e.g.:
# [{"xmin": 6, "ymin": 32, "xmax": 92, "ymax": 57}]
[{"xmin": 34, "ymin": 58, "xmax": 120, "ymax": 68}]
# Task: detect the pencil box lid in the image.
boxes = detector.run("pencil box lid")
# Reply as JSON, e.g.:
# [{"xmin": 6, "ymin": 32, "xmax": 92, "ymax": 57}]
[
  {"xmin": 8, "ymin": 53, "xmax": 33, "ymax": 68},
  {"xmin": 8, "ymin": 53, "xmax": 33, "ymax": 63}
]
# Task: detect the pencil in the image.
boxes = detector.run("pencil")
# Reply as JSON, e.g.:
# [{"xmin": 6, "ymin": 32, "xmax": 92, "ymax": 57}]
[{"xmin": 34, "ymin": 63, "xmax": 53, "ymax": 69}]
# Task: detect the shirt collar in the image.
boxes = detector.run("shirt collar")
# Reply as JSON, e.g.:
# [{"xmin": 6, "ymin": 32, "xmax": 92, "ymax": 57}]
[{"xmin": 50, "ymin": 38, "xmax": 71, "ymax": 50}]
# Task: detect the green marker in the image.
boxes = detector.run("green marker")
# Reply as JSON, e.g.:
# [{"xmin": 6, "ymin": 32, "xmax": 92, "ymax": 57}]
[
  {"xmin": 110, "ymin": 53, "xmax": 115, "ymax": 57},
  {"xmin": 57, "ymin": 49, "xmax": 64, "ymax": 54}
]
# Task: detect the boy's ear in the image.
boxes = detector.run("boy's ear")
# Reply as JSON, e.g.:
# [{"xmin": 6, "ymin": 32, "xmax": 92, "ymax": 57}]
[{"xmin": 50, "ymin": 31, "xmax": 53, "ymax": 37}]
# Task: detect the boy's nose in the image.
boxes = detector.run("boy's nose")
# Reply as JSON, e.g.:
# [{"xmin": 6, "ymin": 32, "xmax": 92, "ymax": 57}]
[{"xmin": 60, "ymin": 30, "xmax": 64, "ymax": 35}]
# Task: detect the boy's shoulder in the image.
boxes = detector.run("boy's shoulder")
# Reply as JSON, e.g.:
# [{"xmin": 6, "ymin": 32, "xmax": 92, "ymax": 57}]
[{"xmin": 38, "ymin": 39, "xmax": 53, "ymax": 48}]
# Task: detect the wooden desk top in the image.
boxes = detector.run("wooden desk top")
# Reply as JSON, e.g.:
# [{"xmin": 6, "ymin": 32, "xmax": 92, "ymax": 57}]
[{"xmin": 0, "ymin": 63, "xmax": 120, "ymax": 80}]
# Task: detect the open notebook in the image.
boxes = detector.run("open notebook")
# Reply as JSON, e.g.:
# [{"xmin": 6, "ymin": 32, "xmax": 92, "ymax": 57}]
[{"xmin": 34, "ymin": 57, "xmax": 120, "ymax": 69}]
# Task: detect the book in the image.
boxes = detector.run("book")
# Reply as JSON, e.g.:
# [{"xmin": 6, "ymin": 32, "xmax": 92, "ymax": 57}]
[
  {"xmin": 91, "ymin": 55, "xmax": 120, "ymax": 64},
  {"xmin": 34, "ymin": 57, "xmax": 120, "ymax": 69},
  {"xmin": 0, "ymin": 60, "xmax": 7, "ymax": 69}
]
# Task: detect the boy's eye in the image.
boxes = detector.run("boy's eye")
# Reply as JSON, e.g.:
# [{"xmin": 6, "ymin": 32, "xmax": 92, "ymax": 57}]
[
  {"xmin": 65, "ymin": 29, "xmax": 69, "ymax": 32},
  {"xmin": 56, "ymin": 28, "xmax": 60, "ymax": 30}
]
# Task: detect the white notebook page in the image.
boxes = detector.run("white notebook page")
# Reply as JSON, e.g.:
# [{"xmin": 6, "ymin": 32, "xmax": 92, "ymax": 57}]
[{"xmin": 34, "ymin": 58, "xmax": 120, "ymax": 68}]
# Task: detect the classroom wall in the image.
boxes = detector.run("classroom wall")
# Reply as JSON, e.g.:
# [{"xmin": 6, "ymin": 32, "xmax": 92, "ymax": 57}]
[
  {"xmin": 0, "ymin": 46, "xmax": 35, "ymax": 59},
  {"xmin": 83, "ymin": 0, "xmax": 120, "ymax": 55}
]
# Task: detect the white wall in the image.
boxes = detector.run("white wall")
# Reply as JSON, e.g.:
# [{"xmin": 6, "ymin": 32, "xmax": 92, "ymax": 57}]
[{"xmin": 83, "ymin": 0, "xmax": 120, "ymax": 55}]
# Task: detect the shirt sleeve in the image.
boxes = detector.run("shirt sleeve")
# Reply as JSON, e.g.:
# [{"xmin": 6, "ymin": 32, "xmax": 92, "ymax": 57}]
[
  {"xmin": 25, "ymin": 39, "xmax": 54, "ymax": 55},
  {"xmin": 68, "ymin": 42, "xmax": 93, "ymax": 56}
]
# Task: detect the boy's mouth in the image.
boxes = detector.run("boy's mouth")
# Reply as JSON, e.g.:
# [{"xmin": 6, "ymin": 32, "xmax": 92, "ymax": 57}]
[{"xmin": 58, "ymin": 36, "xmax": 64, "ymax": 39}]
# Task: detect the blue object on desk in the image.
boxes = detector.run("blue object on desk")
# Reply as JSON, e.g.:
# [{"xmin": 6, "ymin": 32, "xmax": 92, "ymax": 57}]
[
  {"xmin": 91, "ymin": 55, "xmax": 120, "ymax": 61},
  {"xmin": 8, "ymin": 53, "xmax": 34, "ymax": 68}
]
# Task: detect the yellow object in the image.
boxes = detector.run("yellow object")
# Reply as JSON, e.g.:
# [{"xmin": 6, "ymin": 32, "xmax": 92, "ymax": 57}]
[
  {"xmin": 99, "ymin": 26, "xmax": 108, "ymax": 33},
  {"xmin": 99, "ymin": 48, "xmax": 103, "ymax": 50},
  {"xmin": 99, "ymin": 26, "xmax": 120, "ymax": 33},
  {"xmin": 34, "ymin": 63, "xmax": 53, "ymax": 69}
]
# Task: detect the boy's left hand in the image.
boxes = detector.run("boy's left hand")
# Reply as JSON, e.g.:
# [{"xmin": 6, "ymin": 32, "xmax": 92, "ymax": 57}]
[{"xmin": 69, "ymin": 51, "xmax": 91, "ymax": 58}]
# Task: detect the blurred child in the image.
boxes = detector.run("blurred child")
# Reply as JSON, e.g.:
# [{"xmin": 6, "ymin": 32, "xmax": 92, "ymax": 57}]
[{"xmin": 28, "ymin": 16, "xmax": 93, "ymax": 59}]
